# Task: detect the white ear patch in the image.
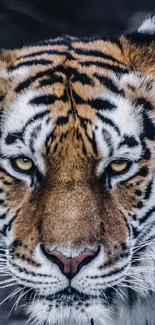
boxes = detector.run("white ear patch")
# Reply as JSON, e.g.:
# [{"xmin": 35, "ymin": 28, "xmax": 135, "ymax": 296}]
[{"xmin": 138, "ymin": 14, "xmax": 155, "ymax": 34}]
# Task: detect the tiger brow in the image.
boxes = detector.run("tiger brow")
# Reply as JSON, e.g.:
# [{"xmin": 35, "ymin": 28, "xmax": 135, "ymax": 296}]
[{"xmin": 118, "ymin": 135, "xmax": 139, "ymax": 149}]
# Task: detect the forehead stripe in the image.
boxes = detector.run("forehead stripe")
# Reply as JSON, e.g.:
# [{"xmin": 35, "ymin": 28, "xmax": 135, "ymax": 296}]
[
  {"xmin": 5, "ymin": 111, "xmax": 50, "ymax": 145},
  {"xmin": 17, "ymin": 49, "xmax": 68, "ymax": 60},
  {"xmin": 97, "ymin": 113, "xmax": 121, "ymax": 136},
  {"xmin": 8, "ymin": 59, "xmax": 53, "ymax": 72},
  {"xmin": 80, "ymin": 61, "xmax": 129, "ymax": 74},
  {"xmin": 94, "ymin": 73, "xmax": 124, "ymax": 95},
  {"xmin": 15, "ymin": 70, "xmax": 63, "ymax": 93},
  {"xmin": 75, "ymin": 48, "xmax": 123, "ymax": 64}
]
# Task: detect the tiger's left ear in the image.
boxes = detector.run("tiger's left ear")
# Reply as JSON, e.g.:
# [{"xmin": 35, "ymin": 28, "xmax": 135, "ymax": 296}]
[{"xmin": 121, "ymin": 13, "xmax": 155, "ymax": 78}]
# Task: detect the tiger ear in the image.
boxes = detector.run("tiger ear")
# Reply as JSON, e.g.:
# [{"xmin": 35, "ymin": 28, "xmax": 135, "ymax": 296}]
[
  {"xmin": 127, "ymin": 12, "xmax": 155, "ymax": 41},
  {"xmin": 121, "ymin": 13, "xmax": 155, "ymax": 78}
]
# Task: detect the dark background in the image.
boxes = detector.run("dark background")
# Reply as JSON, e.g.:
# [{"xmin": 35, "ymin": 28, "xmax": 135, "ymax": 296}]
[
  {"xmin": 0, "ymin": 0, "xmax": 154, "ymax": 324},
  {"xmin": 0, "ymin": 0, "xmax": 154, "ymax": 49}
]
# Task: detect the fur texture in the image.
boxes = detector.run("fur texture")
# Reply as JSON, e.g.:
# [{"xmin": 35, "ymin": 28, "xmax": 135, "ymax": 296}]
[{"xmin": 0, "ymin": 13, "xmax": 155, "ymax": 325}]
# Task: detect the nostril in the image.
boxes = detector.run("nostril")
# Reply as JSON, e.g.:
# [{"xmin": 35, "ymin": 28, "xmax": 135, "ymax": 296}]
[
  {"xmin": 41, "ymin": 245, "xmax": 100, "ymax": 279},
  {"xmin": 49, "ymin": 250, "xmax": 95, "ymax": 275}
]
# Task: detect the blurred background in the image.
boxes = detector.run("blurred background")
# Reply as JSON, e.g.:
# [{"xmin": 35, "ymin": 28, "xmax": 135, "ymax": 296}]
[{"xmin": 0, "ymin": 0, "xmax": 154, "ymax": 324}]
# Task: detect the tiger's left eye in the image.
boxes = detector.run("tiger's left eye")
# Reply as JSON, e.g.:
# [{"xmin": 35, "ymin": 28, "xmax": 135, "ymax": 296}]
[
  {"xmin": 109, "ymin": 160, "xmax": 131, "ymax": 174},
  {"xmin": 12, "ymin": 157, "xmax": 33, "ymax": 172}
]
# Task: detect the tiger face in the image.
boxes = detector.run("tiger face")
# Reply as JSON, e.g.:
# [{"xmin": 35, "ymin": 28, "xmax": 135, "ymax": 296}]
[{"xmin": 1, "ymin": 15, "xmax": 155, "ymax": 325}]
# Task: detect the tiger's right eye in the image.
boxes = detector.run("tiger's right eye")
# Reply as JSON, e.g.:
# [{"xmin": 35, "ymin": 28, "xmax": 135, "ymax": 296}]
[{"xmin": 11, "ymin": 156, "xmax": 33, "ymax": 173}]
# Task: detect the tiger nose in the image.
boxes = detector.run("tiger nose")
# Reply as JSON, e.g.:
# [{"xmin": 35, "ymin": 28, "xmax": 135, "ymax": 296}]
[{"xmin": 41, "ymin": 246, "xmax": 97, "ymax": 279}]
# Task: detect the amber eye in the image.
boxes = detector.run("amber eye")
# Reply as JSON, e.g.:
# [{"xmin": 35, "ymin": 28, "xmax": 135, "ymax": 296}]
[
  {"xmin": 109, "ymin": 160, "xmax": 131, "ymax": 174},
  {"xmin": 12, "ymin": 157, "xmax": 33, "ymax": 172}
]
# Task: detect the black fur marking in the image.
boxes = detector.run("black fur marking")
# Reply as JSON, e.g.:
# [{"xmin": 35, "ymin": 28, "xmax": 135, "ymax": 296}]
[
  {"xmin": 0, "ymin": 211, "xmax": 19, "ymax": 236},
  {"xmin": 5, "ymin": 132, "xmax": 23, "ymax": 145},
  {"xmin": 134, "ymin": 98, "xmax": 153, "ymax": 111},
  {"xmin": 5, "ymin": 111, "xmax": 49, "ymax": 145},
  {"xmin": 15, "ymin": 70, "xmax": 63, "ymax": 93},
  {"xmin": 132, "ymin": 225, "xmax": 140, "ymax": 238},
  {"xmin": 118, "ymin": 135, "xmax": 139, "ymax": 148},
  {"xmin": 39, "ymin": 75, "xmax": 63, "ymax": 87},
  {"xmin": 120, "ymin": 167, "xmax": 148, "ymax": 185},
  {"xmin": 17, "ymin": 50, "xmax": 68, "ymax": 60},
  {"xmin": 143, "ymin": 111, "xmax": 155, "ymax": 140},
  {"xmin": 80, "ymin": 61, "xmax": 129, "ymax": 74},
  {"xmin": 137, "ymin": 202, "xmax": 143, "ymax": 209},
  {"xmin": 97, "ymin": 112, "xmax": 121, "ymax": 135},
  {"xmin": 29, "ymin": 94, "xmax": 59, "ymax": 106},
  {"xmin": 8, "ymin": 59, "xmax": 53, "ymax": 72},
  {"xmin": 139, "ymin": 206, "xmax": 155, "ymax": 224},
  {"xmin": 135, "ymin": 190, "xmax": 142, "ymax": 196},
  {"xmin": 75, "ymin": 48, "xmax": 123, "ymax": 64},
  {"xmin": 94, "ymin": 73, "xmax": 124, "ymax": 95},
  {"xmin": 56, "ymin": 109, "xmax": 72, "ymax": 126},
  {"xmin": 89, "ymin": 99, "xmax": 116, "ymax": 111},
  {"xmin": 144, "ymin": 179, "xmax": 153, "ymax": 200},
  {"xmin": 0, "ymin": 209, "xmax": 9, "ymax": 219},
  {"xmin": 71, "ymin": 72, "xmax": 93, "ymax": 85}
]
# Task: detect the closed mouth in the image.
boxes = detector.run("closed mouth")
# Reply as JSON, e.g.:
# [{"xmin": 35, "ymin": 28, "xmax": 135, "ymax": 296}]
[{"xmin": 22, "ymin": 286, "xmax": 115, "ymax": 307}]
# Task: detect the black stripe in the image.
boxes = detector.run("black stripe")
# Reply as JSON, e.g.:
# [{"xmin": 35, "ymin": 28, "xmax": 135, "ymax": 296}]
[
  {"xmin": 89, "ymin": 99, "xmax": 116, "ymax": 111},
  {"xmin": 75, "ymin": 48, "xmax": 123, "ymax": 64},
  {"xmin": 142, "ymin": 111, "xmax": 155, "ymax": 140},
  {"xmin": 94, "ymin": 74, "xmax": 123, "ymax": 95},
  {"xmin": 8, "ymin": 59, "xmax": 53, "ymax": 72},
  {"xmin": 144, "ymin": 179, "xmax": 153, "ymax": 200},
  {"xmin": 132, "ymin": 225, "xmax": 140, "ymax": 238},
  {"xmin": 5, "ymin": 111, "xmax": 49, "ymax": 145},
  {"xmin": 120, "ymin": 166, "xmax": 149, "ymax": 185},
  {"xmin": 56, "ymin": 109, "xmax": 72, "ymax": 126},
  {"xmin": 5, "ymin": 131, "xmax": 23, "ymax": 145},
  {"xmin": 29, "ymin": 94, "xmax": 59, "ymax": 106},
  {"xmin": 89, "ymin": 262, "xmax": 129, "ymax": 279},
  {"xmin": 97, "ymin": 112, "xmax": 121, "ymax": 135},
  {"xmin": 118, "ymin": 135, "xmax": 139, "ymax": 148},
  {"xmin": 17, "ymin": 50, "xmax": 68, "ymax": 60},
  {"xmin": 0, "ymin": 211, "xmax": 18, "ymax": 236},
  {"xmin": 39, "ymin": 75, "xmax": 63, "ymax": 87},
  {"xmin": 72, "ymin": 89, "xmax": 116, "ymax": 110},
  {"xmin": 134, "ymin": 98, "xmax": 153, "ymax": 111},
  {"xmin": 139, "ymin": 206, "xmax": 155, "ymax": 224},
  {"xmin": 136, "ymin": 220, "xmax": 155, "ymax": 245},
  {"xmin": 0, "ymin": 209, "xmax": 9, "ymax": 219},
  {"xmin": 71, "ymin": 72, "xmax": 93, "ymax": 85},
  {"xmin": 80, "ymin": 61, "xmax": 129, "ymax": 74},
  {"xmin": 15, "ymin": 69, "xmax": 62, "ymax": 93}
]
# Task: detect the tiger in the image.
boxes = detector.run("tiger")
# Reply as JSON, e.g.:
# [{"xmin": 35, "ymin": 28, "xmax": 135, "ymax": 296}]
[{"xmin": 1, "ymin": 12, "xmax": 155, "ymax": 325}]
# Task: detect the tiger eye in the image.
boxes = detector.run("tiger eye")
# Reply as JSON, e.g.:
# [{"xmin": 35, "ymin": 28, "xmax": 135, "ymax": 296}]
[
  {"xmin": 13, "ymin": 157, "xmax": 33, "ymax": 172},
  {"xmin": 110, "ymin": 160, "xmax": 128, "ymax": 173}
]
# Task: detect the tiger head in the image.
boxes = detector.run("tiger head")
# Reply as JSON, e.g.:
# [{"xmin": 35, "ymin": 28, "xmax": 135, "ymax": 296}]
[{"xmin": 1, "ymin": 14, "xmax": 155, "ymax": 325}]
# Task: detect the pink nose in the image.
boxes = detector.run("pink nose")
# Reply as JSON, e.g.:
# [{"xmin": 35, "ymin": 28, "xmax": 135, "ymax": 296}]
[{"xmin": 48, "ymin": 250, "xmax": 95, "ymax": 278}]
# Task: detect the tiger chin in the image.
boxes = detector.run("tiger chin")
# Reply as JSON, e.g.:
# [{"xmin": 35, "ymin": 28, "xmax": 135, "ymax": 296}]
[{"xmin": 1, "ymin": 13, "xmax": 155, "ymax": 325}]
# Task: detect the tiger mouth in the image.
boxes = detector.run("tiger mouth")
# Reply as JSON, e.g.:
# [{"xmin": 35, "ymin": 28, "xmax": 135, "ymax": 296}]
[{"xmin": 23, "ymin": 286, "xmax": 114, "ymax": 305}]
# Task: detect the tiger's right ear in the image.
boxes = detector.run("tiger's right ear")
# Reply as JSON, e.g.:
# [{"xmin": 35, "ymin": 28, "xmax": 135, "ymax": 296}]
[
  {"xmin": 127, "ymin": 12, "xmax": 155, "ymax": 43},
  {"xmin": 120, "ymin": 13, "xmax": 155, "ymax": 78}
]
